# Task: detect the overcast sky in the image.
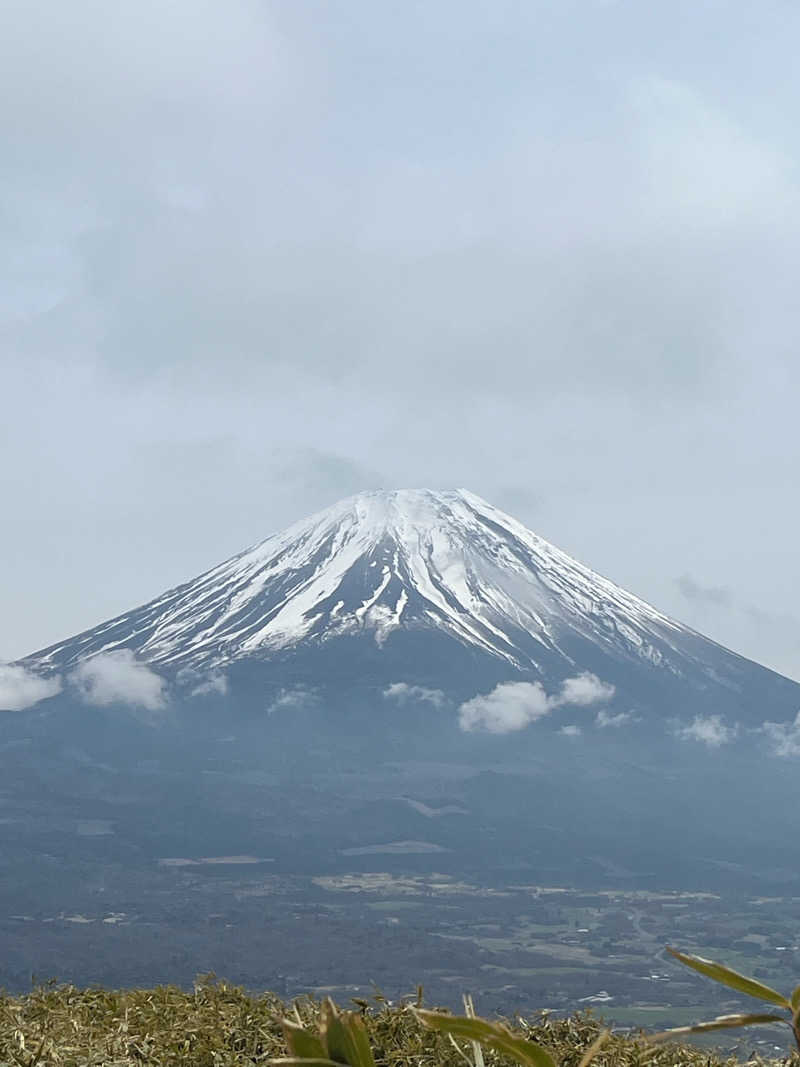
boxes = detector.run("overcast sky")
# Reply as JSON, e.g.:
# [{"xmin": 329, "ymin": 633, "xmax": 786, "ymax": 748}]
[{"xmin": 2, "ymin": 1, "xmax": 799, "ymax": 679}]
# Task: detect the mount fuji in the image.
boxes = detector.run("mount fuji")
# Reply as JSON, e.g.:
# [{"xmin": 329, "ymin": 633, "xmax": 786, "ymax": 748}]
[
  {"xmin": 20, "ymin": 488, "xmax": 800, "ymax": 727},
  {"xmin": 4, "ymin": 490, "xmax": 800, "ymax": 993}
]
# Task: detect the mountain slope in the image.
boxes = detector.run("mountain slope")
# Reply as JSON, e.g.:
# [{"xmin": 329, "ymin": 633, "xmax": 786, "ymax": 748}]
[
  {"xmin": 21, "ymin": 489, "xmax": 800, "ymax": 724},
  {"xmin": 24, "ymin": 490, "xmax": 700, "ymax": 669}
]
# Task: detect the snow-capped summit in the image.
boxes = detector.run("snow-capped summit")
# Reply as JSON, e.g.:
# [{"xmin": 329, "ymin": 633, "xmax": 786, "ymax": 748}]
[{"xmin": 24, "ymin": 488, "xmax": 741, "ymax": 683}]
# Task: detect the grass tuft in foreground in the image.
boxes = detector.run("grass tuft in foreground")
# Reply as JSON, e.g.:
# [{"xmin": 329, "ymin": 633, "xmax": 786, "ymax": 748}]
[{"xmin": 0, "ymin": 976, "xmax": 786, "ymax": 1067}]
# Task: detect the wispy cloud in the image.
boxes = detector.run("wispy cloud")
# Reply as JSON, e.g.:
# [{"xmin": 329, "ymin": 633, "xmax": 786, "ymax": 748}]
[
  {"xmin": 459, "ymin": 672, "xmax": 614, "ymax": 734},
  {"xmin": 383, "ymin": 682, "xmax": 447, "ymax": 709},
  {"xmin": 267, "ymin": 686, "xmax": 317, "ymax": 714},
  {"xmin": 175, "ymin": 667, "xmax": 228, "ymax": 698},
  {"xmin": 595, "ymin": 709, "xmax": 636, "ymax": 728},
  {"xmin": 189, "ymin": 672, "xmax": 228, "ymax": 698},
  {"xmin": 762, "ymin": 712, "xmax": 800, "ymax": 757},
  {"xmin": 676, "ymin": 714, "xmax": 738, "ymax": 748},
  {"xmin": 560, "ymin": 724, "xmax": 582, "ymax": 737},
  {"xmin": 0, "ymin": 663, "xmax": 61, "ymax": 711},
  {"xmin": 69, "ymin": 650, "xmax": 167, "ymax": 710},
  {"xmin": 676, "ymin": 574, "xmax": 733, "ymax": 608}
]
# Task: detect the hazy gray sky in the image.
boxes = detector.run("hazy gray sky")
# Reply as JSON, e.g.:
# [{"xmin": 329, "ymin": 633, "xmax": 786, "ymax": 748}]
[{"xmin": 3, "ymin": 1, "xmax": 799, "ymax": 679}]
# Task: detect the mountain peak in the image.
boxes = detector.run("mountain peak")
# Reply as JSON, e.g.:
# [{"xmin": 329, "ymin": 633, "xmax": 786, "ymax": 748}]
[
  {"xmin": 281, "ymin": 488, "xmax": 494, "ymax": 539},
  {"xmin": 26, "ymin": 488, "xmax": 695, "ymax": 675}
]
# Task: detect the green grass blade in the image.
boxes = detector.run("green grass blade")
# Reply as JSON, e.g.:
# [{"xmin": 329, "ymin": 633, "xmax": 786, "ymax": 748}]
[
  {"xmin": 416, "ymin": 1010, "xmax": 556, "ymax": 1067},
  {"xmin": 283, "ymin": 1021, "xmax": 327, "ymax": 1061},
  {"xmin": 791, "ymin": 985, "xmax": 800, "ymax": 1014},
  {"xmin": 649, "ymin": 1013, "xmax": 788, "ymax": 1042},
  {"xmin": 319, "ymin": 999, "xmax": 376, "ymax": 1067},
  {"xmin": 320, "ymin": 1000, "xmax": 350, "ymax": 1065},
  {"xmin": 666, "ymin": 947, "xmax": 791, "ymax": 1008},
  {"xmin": 340, "ymin": 1014, "xmax": 377, "ymax": 1067}
]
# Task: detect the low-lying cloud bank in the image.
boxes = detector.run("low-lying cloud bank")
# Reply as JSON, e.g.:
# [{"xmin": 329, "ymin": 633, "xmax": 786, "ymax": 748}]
[
  {"xmin": 70, "ymin": 650, "xmax": 167, "ymax": 711},
  {"xmin": 0, "ymin": 663, "xmax": 62, "ymax": 711},
  {"xmin": 383, "ymin": 682, "xmax": 447, "ymax": 709},
  {"xmin": 2, "ymin": 653, "xmax": 234, "ymax": 715},
  {"xmin": 459, "ymin": 672, "xmax": 615, "ymax": 734}
]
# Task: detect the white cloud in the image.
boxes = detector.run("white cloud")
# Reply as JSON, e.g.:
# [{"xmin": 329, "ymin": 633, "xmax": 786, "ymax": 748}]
[
  {"xmin": 0, "ymin": 663, "xmax": 61, "ymax": 711},
  {"xmin": 596, "ymin": 709, "xmax": 636, "ymax": 729},
  {"xmin": 69, "ymin": 650, "xmax": 167, "ymax": 710},
  {"xmin": 189, "ymin": 672, "xmax": 228, "ymax": 698},
  {"xmin": 676, "ymin": 714, "xmax": 738, "ymax": 748},
  {"xmin": 459, "ymin": 671, "xmax": 615, "ymax": 734},
  {"xmin": 556, "ymin": 673, "xmax": 616, "ymax": 707},
  {"xmin": 267, "ymin": 686, "xmax": 317, "ymax": 714},
  {"xmin": 762, "ymin": 712, "xmax": 800, "ymax": 757},
  {"xmin": 459, "ymin": 681, "xmax": 551, "ymax": 734},
  {"xmin": 560, "ymin": 724, "xmax": 582, "ymax": 737},
  {"xmin": 383, "ymin": 682, "xmax": 447, "ymax": 708}
]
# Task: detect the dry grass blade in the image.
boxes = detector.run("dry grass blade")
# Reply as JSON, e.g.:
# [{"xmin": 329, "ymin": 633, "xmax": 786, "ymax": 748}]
[
  {"xmin": 448, "ymin": 1032, "xmax": 478, "ymax": 1067},
  {"xmin": 463, "ymin": 993, "xmax": 486, "ymax": 1067},
  {"xmin": 577, "ymin": 1028, "xmax": 610, "ymax": 1067}
]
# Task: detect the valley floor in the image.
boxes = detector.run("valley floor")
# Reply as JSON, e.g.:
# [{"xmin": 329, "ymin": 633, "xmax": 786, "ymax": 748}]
[{"xmin": 3, "ymin": 867, "xmax": 800, "ymax": 1058}]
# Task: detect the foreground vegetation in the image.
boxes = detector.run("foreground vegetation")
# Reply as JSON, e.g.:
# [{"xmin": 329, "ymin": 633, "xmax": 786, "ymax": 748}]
[{"xmin": 0, "ymin": 977, "xmax": 789, "ymax": 1067}]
